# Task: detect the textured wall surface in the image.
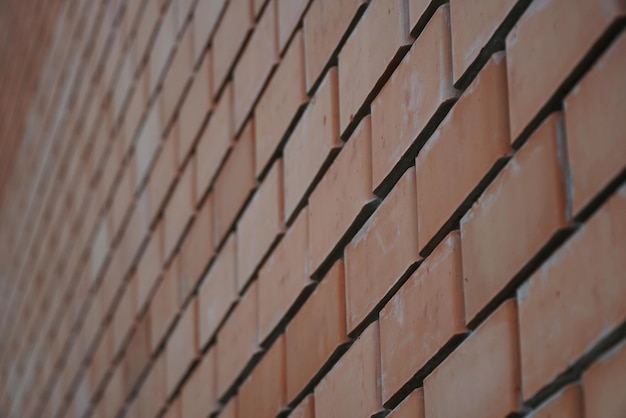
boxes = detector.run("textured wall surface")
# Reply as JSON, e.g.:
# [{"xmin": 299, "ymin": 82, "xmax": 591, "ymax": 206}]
[{"xmin": 1, "ymin": 0, "xmax": 625, "ymax": 417}]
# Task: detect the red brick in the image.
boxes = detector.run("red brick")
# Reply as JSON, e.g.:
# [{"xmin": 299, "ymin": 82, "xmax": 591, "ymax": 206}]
[
  {"xmin": 344, "ymin": 168, "xmax": 420, "ymax": 333},
  {"xmin": 198, "ymin": 233, "xmax": 238, "ymax": 349},
  {"xmin": 90, "ymin": 217, "xmax": 110, "ymax": 283},
  {"xmin": 195, "ymin": 83, "xmax": 233, "ymax": 200},
  {"xmin": 277, "ymin": 0, "xmax": 309, "ymax": 53},
  {"xmin": 308, "ymin": 115, "xmax": 375, "ymax": 275},
  {"xmin": 583, "ymin": 341, "xmax": 626, "ymax": 418},
  {"xmin": 214, "ymin": 119, "xmax": 256, "ymax": 246},
  {"xmin": 380, "ymin": 231, "xmax": 466, "ymax": 404},
  {"xmin": 163, "ymin": 157, "xmax": 195, "ymax": 261},
  {"xmin": 163, "ymin": 397, "xmax": 181, "ymax": 418},
  {"xmin": 216, "ymin": 280, "xmax": 259, "ymax": 396},
  {"xmin": 148, "ymin": 123, "xmax": 178, "ymax": 223},
  {"xmin": 101, "ymin": 363, "xmax": 124, "ymax": 418},
  {"xmin": 449, "ymin": 0, "xmax": 516, "ymax": 84},
  {"xmin": 161, "ymin": 27, "xmax": 193, "ymax": 126},
  {"xmin": 192, "ymin": 0, "xmax": 227, "ymax": 65},
  {"xmin": 303, "ymin": 0, "xmax": 366, "ymax": 90},
  {"xmin": 123, "ymin": 311, "xmax": 152, "ymax": 394},
  {"xmin": 90, "ymin": 325, "xmax": 112, "ymax": 395},
  {"xmin": 179, "ymin": 195, "xmax": 215, "ymax": 305},
  {"xmin": 239, "ymin": 335, "xmax": 287, "ymax": 418},
  {"xmin": 221, "ymin": 396, "xmax": 237, "ymax": 418},
  {"xmin": 517, "ymin": 184, "xmax": 626, "ymax": 399},
  {"xmin": 233, "ymin": 0, "xmax": 278, "ymax": 133},
  {"xmin": 255, "ymin": 29, "xmax": 308, "ymax": 178},
  {"xmin": 135, "ymin": 102, "xmax": 162, "ymax": 191},
  {"xmin": 314, "ymin": 321, "xmax": 382, "ymax": 418},
  {"xmin": 424, "ymin": 300, "xmax": 521, "ymax": 418},
  {"xmin": 338, "ymin": 0, "xmax": 411, "ymax": 134},
  {"xmin": 178, "ymin": 51, "xmax": 211, "ymax": 168},
  {"xmin": 461, "ymin": 113, "xmax": 569, "ymax": 324},
  {"xmin": 135, "ymin": 0, "xmax": 160, "ymax": 63},
  {"xmin": 166, "ymin": 298, "xmax": 198, "ymax": 397},
  {"xmin": 137, "ymin": 353, "xmax": 166, "ymax": 418},
  {"xmin": 415, "ymin": 52, "xmax": 510, "ymax": 254},
  {"xmin": 253, "ymin": 0, "xmax": 270, "ymax": 19},
  {"xmin": 212, "ymin": 0, "xmax": 254, "ymax": 94},
  {"xmin": 136, "ymin": 223, "xmax": 163, "ymax": 316},
  {"xmin": 112, "ymin": 276, "xmax": 136, "ymax": 358},
  {"xmin": 258, "ymin": 207, "xmax": 312, "ymax": 342},
  {"xmin": 236, "ymin": 160, "xmax": 284, "ymax": 290},
  {"xmin": 181, "ymin": 348, "xmax": 217, "ymax": 418},
  {"xmin": 149, "ymin": 5, "xmax": 177, "ymax": 94},
  {"xmin": 151, "ymin": 261, "xmax": 179, "ymax": 353},
  {"xmin": 388, "ymin": 389, "xmax": 425, "ymax": 418},
  {"xmin": 531, "ymin": 384, "xmax": 583, "ymax": 418},
  {"xmin": 290, "ymin": 394, "xmax": 314, "ymax": 418},
  {"xmin": 286, "ymin": 259, "xmax": 349, "ymax": 402},
  {"xmin": 564, "ymin": 32, "xmax": 626, "ymax": 216},
  {"xmin": 371, "ymin": 4, "xmax": 457, "ymax": 192},
  {"xmin": 283, "ymin": 68, "xmax": 340, "ymax": 221},
  {"xmin": 506, "ymin": 0, "xmax": 625, "ymax": 142}
]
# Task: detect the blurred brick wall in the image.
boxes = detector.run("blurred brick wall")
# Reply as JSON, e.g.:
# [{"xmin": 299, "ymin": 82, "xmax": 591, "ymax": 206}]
[{"xmin": 0, "ymin": 1, "xmax": 625, "ymax": 417}]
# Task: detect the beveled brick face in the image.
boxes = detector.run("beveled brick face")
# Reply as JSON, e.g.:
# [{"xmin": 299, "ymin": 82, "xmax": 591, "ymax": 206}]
[{"xmin": 1, "ymin": 1, "xmax": 626, "ymax": 417}]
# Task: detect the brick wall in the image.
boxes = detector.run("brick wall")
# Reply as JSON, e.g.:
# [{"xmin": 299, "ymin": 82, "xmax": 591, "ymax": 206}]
[{"xmin": 1, "ymin": 0, "xmax": 625, "ymax": 417}]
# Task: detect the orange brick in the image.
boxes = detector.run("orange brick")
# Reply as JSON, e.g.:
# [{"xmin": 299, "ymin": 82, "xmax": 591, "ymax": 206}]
[
  {"xmin": 449, "ymin": 0, "xmax": 517, "ymax": 84},
  {"xmin": 181, "ymin": 348, "xmax": 217, "ymax": 418},
  {"xmin": 371, "ymin": 3, "xmax": 457, "ymax": 194},
  {"xmin": 198, "ymin": 233, "xmax": 238, "ymax": 349},
  {"xmin": 277, "ymin": 0, "xmax": 309, "ymax": 53},
  {"xmin": 195, "ymin": 83, "xmax": 233, "ymax": 200},
  {"xmin": 238, "ymin": 335, "xmax": 286, "ymax": 418},
  {"xmin": 314, "ymin": 321, "xmax": 382, "ymax": 418},
  {"xmin": 233, "ymin": 0, "xmax": 278, "ymax": 134},
  {"xmin": 258, "ymin": 207, "xmax": 312, "ymax": 342},
  {"xmin": 283, "ymin": 68, "xmax": 340, "ymax": 222},
  {"xmin": 531, "ymin": 384, "xmax": 583, "ymax": 418},
  {"xmin": 308, "ymin": 115, "xmax": 376, "ymax": 275},
  {"xmin": 564, "ymin": 32, "xmax": 626, "ymax": 216},
  {"xmin": 236, "ymin": 160, "xmax": 284, "ymax": 290},
  {"xmin": 303, "ymin": 0, "xmax": 366, "ymax": 90},
  {"xmin": 380, "ymin": 232, "xmax": 466, "ymax": 404},
  {"xmin": 178, "ymin": 51, "xmax": 211, "ymax": 168},
  {"xmin": 213, "ymin": 119, "xmax": 256, "ymax": 246},
  {"xmin": 388, "ymin": 389, "xmax": 425, "ymax": 418},
  {"xmin": 344, "ymin": 168, "xmax": 420, "ymax": 334},
  {"xmin": 216, "ymin": 281, "xmax": 259, "ymax": 396},
  {"xmin": 254, "ymin": 29, "xmax": 307, "ymax": 178},
  {"xmin": 151, "ymin": 261, "xmax": 179, "ymax": 353},
  {"xmin": 415, "ymin": 52, "xmax": 511, "ymax": 254},
  {"xmin": 517, "ymin": 184, "xmax": 626, "ymax": 399},
  {"xmin": 583, "ymin": 341, "xmax": 626, "ymax": 418},
  {"xmin": 221, "ymin": 396, "xmax": 237, "ymax": 418},
  {"xmin": 179, "ymin": 195, "xmax": 215, "ymax": 305},
  {"xmin": 424, "ymin": 300, "xmax": 521, "ymax": 418},
  {"xmin": 285, "ymin": 259, "xmax": 348, "ymax": 402},
  {"xmin": 212, "ymin": 0, "xmax": 254, "ymax": 95},
  {"xmin": 506, "ymin": 0, "xmax": 625, "ymax": 142},
  {"xmin": 163, "ymin": 157, "xmax": 194, "ymax": 261},
  {"xmin": 461, "ymin": 113, "xmax": 570, "ymax": 324},
  {"xmin": 166, "ymin": 298, "xmax": 198, "ymax": 397},
  {"xmin": 192, "ymin": 0, "xmax": 227, "ymax": 65},
  {"xmin": 338, "ymin": 0, "xmax": 411, "ymax": 134}
]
